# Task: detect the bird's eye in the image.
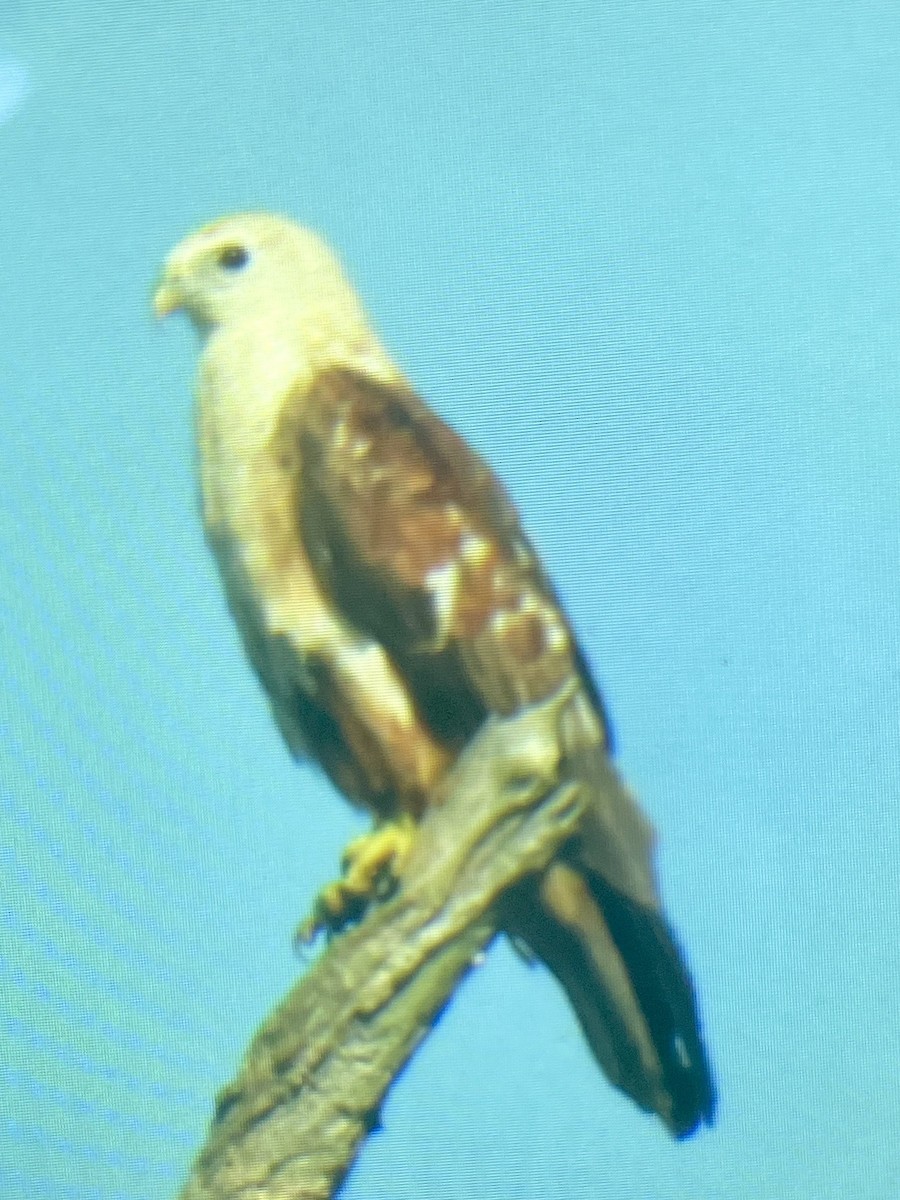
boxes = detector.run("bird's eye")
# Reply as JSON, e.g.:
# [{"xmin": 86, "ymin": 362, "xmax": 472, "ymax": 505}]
[{"xmin": 217, "ymin": 244, "xmax": 250, "ymax": 272}]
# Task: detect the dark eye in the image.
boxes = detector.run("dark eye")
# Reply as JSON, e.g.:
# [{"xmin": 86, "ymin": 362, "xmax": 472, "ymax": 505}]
[{"xmin": 217, "ymin": 244, "xmax": 250, "ymax": 271}]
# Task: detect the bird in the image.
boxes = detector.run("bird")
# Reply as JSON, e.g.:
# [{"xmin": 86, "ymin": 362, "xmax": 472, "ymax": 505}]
[{"xmin": 153, "ymin": 212, "xmax": 716, "ymax": 1138}]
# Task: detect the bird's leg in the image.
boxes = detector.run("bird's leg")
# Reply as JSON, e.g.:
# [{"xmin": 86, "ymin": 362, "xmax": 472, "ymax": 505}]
[{"xmin": 296, "ymin": 814, "xmax": 418, "ymax": 943}]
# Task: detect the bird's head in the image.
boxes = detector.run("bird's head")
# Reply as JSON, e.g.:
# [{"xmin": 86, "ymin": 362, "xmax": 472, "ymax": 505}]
[{"xmin": 153, "ymin": 212, "xmax": 357, "ymax": 336}]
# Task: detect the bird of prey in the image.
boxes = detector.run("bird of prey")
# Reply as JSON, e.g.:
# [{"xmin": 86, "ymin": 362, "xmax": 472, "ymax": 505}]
[{"xmin": 154, "ymin": 213, "xmax": 716, "ymax": 1138}]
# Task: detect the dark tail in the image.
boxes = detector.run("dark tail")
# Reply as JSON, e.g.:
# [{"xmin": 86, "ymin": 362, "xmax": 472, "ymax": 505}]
[{"xmin": 498, "ymin": 747, "xmax": 716, "ymax": 1137}]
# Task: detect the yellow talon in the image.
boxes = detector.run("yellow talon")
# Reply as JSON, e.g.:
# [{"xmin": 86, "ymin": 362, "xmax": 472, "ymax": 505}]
[
  {"xmin": 340, "ymin": 816, "xmax": 416, "ymax": 890},
  {"xmin": 296, "ymin": 815, "xmax": 417, "ymax": 944}
]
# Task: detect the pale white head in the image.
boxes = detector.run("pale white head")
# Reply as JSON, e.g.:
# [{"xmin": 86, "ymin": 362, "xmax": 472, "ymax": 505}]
[{"xmin": 153, "ymin": 212, "xmax": 362, "ymax": 337}]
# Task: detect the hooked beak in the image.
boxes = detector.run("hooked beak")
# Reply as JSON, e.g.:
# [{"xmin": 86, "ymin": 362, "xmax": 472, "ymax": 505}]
[{"xmin": 152, "ymin": 275, "xmax": 183, "ymax": 319}]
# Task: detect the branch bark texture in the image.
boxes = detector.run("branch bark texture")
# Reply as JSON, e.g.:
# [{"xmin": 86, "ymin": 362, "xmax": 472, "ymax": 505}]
[{"xmin": 178, "ymin": 682, "xmax": 596, "ymax": 1200}]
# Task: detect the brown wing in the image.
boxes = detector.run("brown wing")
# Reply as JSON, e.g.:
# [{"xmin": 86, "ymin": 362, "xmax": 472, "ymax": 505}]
[
  {"xmin": 292, "ymin": 367, "xmax": 615, "ymax": 742},
  {"xmin": 288, "ymin": 367, "xmax": 715, "ymax": 1136}
]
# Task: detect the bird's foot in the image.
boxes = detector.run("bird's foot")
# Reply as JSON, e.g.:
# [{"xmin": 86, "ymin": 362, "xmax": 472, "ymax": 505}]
[{"xmin": 295, "ymin": 815, "xmax": 417, "ymax": 943}]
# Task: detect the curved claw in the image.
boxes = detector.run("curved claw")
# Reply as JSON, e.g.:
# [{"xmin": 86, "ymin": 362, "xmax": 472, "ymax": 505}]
[{"xmin": 295, "ymin": 815, "xmax": 418, "ymax": 944}]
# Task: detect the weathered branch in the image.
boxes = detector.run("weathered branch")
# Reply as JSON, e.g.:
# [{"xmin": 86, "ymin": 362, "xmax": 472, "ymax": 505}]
[{"xmin": 177, "ymin": 682, "xmax": 594, "ymax": 1200}]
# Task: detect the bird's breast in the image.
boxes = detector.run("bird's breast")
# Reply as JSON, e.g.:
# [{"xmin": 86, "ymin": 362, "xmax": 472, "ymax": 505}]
[{"xmin": 196, "ymin": 327, "xmax": 346, "ymax": 653}]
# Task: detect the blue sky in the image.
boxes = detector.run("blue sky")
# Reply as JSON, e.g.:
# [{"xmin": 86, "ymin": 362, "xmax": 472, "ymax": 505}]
[
  {"xmin": 0, "ymin": 53, "xmax": 28, "ymax": 124},
  {"xmin": 2, "ymin": 3, "xmax": 900, "ymax": 1197}
]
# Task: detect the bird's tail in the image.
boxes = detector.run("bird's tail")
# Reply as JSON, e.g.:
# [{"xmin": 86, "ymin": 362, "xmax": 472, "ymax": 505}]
[{"xmin": 499, "ymin": 741, "xmax": 716, "ymax": 1137}]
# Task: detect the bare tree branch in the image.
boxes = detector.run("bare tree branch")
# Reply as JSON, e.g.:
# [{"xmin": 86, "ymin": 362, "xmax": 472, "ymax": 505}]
[{"xmin": 177, "ymin": 682, "xmax": 595, "ymax": 1200}]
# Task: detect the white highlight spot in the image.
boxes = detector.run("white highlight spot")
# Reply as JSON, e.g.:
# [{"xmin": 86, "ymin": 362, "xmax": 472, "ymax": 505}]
[
  {"xmin": 489, "ymin": 609, "xmax": 510, "ymax": 635},
  {"xmin": 459, "ymin": 531, "xmax": 492, "ymax": 564},
  {"xmin": 426, "ymin": 560, "xmax": 461, "ymax": 635},
  {"xmin": 544, "ymin": 613, "xmax": 569, "ymax": 651},
  {"xmin": 336, "ymin": 640, "xmax": 414, "ymax": 726},
  {"xmin": 332, "ymin": 418, "xmax": 349, "ymax": 450},
  {"xmin": 0, "ymin": 55, "xmax": 29, "ymax": 125}
]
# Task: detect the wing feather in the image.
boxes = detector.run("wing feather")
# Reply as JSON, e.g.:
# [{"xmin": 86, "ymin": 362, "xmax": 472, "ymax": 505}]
[{"xmin": 288, "ymin": 367, "xmax": 616, "ymax": 749}]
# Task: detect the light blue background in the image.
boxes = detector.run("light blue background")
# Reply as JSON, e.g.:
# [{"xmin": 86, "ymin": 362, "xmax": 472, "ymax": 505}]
[
  {"xmin": 0, "ymin": 53, "xmax": 28, "ymax": 124},
  {"xmin": 2, "ymin": 3, "xmax": 899, "ymax": 1197}
]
